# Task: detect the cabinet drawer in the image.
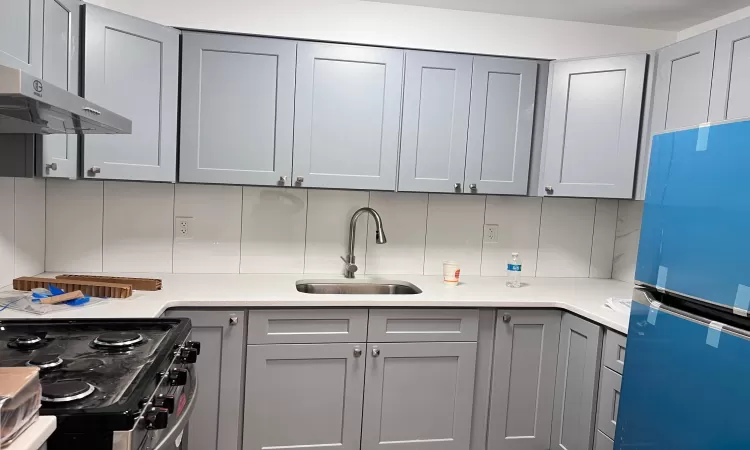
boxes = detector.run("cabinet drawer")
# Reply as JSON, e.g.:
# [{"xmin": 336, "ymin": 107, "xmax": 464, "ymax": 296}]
[
  {"xmin": 603, "ymin": 330, "xmax": 627, "ymax": 374},
  {"xmin": 367, "ymin": 309, "xmax": 479, "ymax": 342},
  {"xmin": 596, "ymin": 367, "xmax": 622, "ymax": 440},
  {"xmin": 247, "ymin": 309, "xmax": 368, "ymax": 344},
  {"xmin": 595, "ymin": 431, "xmax": 614, "ymax": 450}
]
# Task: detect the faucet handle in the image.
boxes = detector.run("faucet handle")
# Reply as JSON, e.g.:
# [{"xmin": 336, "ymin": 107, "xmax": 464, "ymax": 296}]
[{"xmin": 340, "ymin": 256, "xmax": 358, "ymax": 277}]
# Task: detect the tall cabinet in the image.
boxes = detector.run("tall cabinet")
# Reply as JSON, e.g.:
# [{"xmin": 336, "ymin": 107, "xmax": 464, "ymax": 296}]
[{"xmin": 709, "ymin": 17, "xmax": 750, "ymax": 122}]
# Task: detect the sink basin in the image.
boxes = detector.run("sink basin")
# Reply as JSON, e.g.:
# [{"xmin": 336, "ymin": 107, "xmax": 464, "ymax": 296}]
[{"xmin": 295, "ymin": 280, "xmax": 422, "ymax": 295}]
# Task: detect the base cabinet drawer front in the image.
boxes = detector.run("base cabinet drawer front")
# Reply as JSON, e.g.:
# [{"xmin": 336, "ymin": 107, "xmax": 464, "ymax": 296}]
[
  {"xmin": 247, "ymin": 309, "xmax": 368, "ymax": 344},
  {"xmin": 244, "ymin": 343, "xmax": 366, "ymax": 450},
  {"xmin": 488, "ymin": 310, "xmax": 561, "ymax": 450},
  {"xmin": 551, "ymin": 313, "xmax": 603, "ymax": 450},
  {"xmin": 361, "ymin": 342, "xmax": 477, "ymax": 450},
  {"xmin": 594, "ymin": 431, "xmax": 613, "ymax": 450},
  {"xmin": 596, "ymin": 368, "xmax": 622, "ymax": 440},
  {"xmin": 367, "ymin": 309, "xmax": 479, "ymax": 342},
  {"xmin": 602, "ymin": 330, "xmax": 626, "ymax": 374}
]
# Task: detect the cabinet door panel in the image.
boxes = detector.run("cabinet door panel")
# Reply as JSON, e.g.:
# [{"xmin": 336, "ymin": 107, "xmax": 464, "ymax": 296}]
[
  {"xmin": 551, "ymin": 313, "xmax": 603, "ymax": 450},
  {"xmin": 244, "ymin": 343, "xmax": 366, "ymax": 450},
  {"xmin": 465, "ymin": 57, "xmax": 537, "ymax": 195},
  {"xmin": 652, "ymin": 32, "xmax": 716, "ymax": 132},
  {"xmin": 0, "ymin": 0, "xmax": 43, "ymax": 77},
  {"xmin": 83, "ymin": 5, "xmax": 179, "ymax": 182},
  {"xmin": 293, "ymin": 43, "xmax": 403, "ymax": 190},
  {"xmin": 488, "ymin": 310, "xmax": 561, "ymax": 450},
  {"xmin": 710, "ymin": 18, "xmax": 750, "ymax": 122},
  {"xmin": 543, "ymin": 54, "xmax": 646, "ymax": 199},
  {"xmin": 165, "ymin": 310, "xmax": 246, "ymax": 450},
  {"xmin": 398, "ymin": 51, "xmax": 472, "ymax": 193},
  {"xmin": 180, "ymin": 33, "xmax": 296, "ymax": 185},
  {"xmin": 361, "ymin": 342, "xmax": 477, "ymax": 450}
]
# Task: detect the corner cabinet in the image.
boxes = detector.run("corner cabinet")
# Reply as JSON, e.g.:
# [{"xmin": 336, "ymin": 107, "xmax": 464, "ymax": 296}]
[
  {"xmin": 292, "ymin": 43, "xmax": 404, "ymax": 191},
  {"xmin": 709, "ymin": 17, "xmax": 750, "ymax": 122},
  {"xmin": 179, "ymin": 33, "xmax": 296, "ymax": 186},
  {"xmin": 540, "ymin": 54, "xmax": 647, "ymax": 199},
  {"xmin": 82, "ymin": 4, "xmax": 179, "ymax": 182},
  {"xmin": 0, "ymin": 0, "xmax": 43, "ymax": 77},
  {"xmin": 164, "ymin": 309, "xmax": 246, "ymax": 450}
]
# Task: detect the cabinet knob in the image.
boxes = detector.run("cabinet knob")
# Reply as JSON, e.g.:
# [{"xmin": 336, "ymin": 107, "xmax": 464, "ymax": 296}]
[
  {"xmin": 89, "ymin": 166, "xmax": 101, "ymax": 175},
  {"xmin": 296, "ymin": 176, "xmax": 304, "ymax": 185},
  {"xmin": 371, "ymin": 347, "xmax": 380, "ymax": 357},
  {"xmin": 470, "ymin": 183, "xmax": 477, "ymax": 191},
  {"xmin": 502, "ymin": 313, "xmax": 511, "ymax": 323},
  {"xmin": 454, "ymin": 183, "xmax": 461, "ymax": 191},
  {"xmin": 353, "ymin": 347, "xmax": 362, "ymax": 357},
  {"xmin": 46, "ymin": 163, "xmax": 57, "ymax": 172},
  {"xmin": 544, "ymin": 186, "xmax": 554, "ymax": 194},
  {"xmin": 278, "ymin": 176, "xmax": 288, "ymax": 185},
  {"xmin": 229, "ymin": 315, "xmax": 239, "ymax": 326}
]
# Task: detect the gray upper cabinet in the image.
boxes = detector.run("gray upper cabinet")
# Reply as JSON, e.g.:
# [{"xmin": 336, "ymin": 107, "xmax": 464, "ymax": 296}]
[
  {"xmin": 40, "ymin": 0, "xmax": 80, "ymax": 179},
  {"xmin": 0, "ymin": 0, "xmax": 43, "ymax": 77},
  {"xmin": 293, "ymin": 43, "xmax": 403, "ymax": 190},
  {"xmin": 488, "ymin": 310, "xmax": 561, "ymax": 450},
  {"xmin": 361, "ymin": 342, "xmax": 477, "ymax": 450},
  {"xmin": 542, "ymin": 54, "xmax": 647, "ymax": 199},
  {"xmin": 398, "ymin": 51, "xmax": 472, "ymax": 193},
  {"xmin": 165, "ymin": 310, "xmax": 246, "ymax": 450},
  {"xmin": 82, "ymin": 5, "xmax": 179, "ymax": 182},
  {"xmin": 551, "ymin": 313, "xmax": 603, "ymax": 450},
  {"xmin": 180, "ymin": 33, "xmax": 296, "ymax": 186},
  {"xmin": 710, "ymin": 17, "xmax": 750, "ymax": 122},
  {"xmin": 465, "ymin": 57, "xmax": 537, "ymax": 195},
  {"xmin": 651, "ymin": 31, "xmax": 716, "ymax": 132},
  {"xmin": 244, "ymin": 343, "xmax": 366, "ymax": 450}
]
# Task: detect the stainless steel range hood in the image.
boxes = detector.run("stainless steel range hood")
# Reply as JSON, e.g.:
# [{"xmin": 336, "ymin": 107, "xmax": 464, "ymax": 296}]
[{"xmin": 0, "ymin": 64, "xmax": 131, "ymax": 135}]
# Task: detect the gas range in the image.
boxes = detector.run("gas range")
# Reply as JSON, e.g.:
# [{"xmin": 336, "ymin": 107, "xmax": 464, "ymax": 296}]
[{"xmin": 0, "ymin": 319, "xmax": 200, "ymax": 450}]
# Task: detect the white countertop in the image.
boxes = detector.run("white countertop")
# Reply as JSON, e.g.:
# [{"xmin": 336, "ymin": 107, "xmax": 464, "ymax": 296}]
[
  {"xmin": 5, "ymin": 416, "xmax": 56, "ymax": 450},
  {"xmin": 0, "ymin": 274, "xmax": 634, "ymax": 334}
]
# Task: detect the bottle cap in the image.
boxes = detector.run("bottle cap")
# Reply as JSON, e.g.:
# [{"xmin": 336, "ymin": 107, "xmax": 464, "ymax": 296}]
[{"xmin": 511, "ymin": 252, "xmax": 519, "ymax": 257}]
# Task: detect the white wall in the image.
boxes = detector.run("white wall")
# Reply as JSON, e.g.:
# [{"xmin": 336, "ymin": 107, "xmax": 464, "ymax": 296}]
[
  {"xmin": 85, "ymin": 0, "xmax": 674, "ymax": 60},
  {"xmin": 0, "ymin": 178, "xmax": 46, "ymax": 289},
  {"xmin": 677, "ymin": 5, "xmax": 750, "ymax": 41}
]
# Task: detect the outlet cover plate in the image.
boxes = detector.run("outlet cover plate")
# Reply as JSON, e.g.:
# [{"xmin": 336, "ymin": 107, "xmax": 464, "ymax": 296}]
[
  {"xmin": 484, "ymin": 224, "xmax": 499, "ymax": 243},
  {"xmin": 175, "ymin": 216, "xmax": 194, "ymax": 239}
]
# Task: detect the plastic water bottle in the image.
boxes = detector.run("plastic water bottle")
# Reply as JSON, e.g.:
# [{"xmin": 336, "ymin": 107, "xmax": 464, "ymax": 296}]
[{"xmin": 506, "ymin": 253, "xmax": 522, "ymax": 288}]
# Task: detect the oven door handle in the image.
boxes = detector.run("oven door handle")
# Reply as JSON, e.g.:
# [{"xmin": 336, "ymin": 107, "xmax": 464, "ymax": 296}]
[{"xmin": 153, "ymin": 365, "xmax": 199, "ymax": 450}]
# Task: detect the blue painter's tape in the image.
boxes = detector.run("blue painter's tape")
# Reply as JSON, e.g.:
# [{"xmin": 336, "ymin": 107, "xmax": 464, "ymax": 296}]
[
  {"xmin": 656, "ymin": 266, "xmax": 668, "ymax": 292},
  {"xmin": 706, "ymin": 322, "xmax": 723, "ymax": 348},
  {"xmin": 696, "ymin": 124, "xmax": 710, "ymax": 152},
  {"xmin": 647, "ymin": 301, "xmax": 661, "ymax": 325},
  {"xmin": 733, "ymin": 284, "xmax": 750, "ymax": 316}
]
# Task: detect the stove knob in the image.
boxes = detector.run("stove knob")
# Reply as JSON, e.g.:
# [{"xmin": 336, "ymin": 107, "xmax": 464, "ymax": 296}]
[
  {"xmin": 153, "ymin": 394, "xmax": 175, "ymax": 413},
  {"xmin": 144, "ymin": 407, "xmax": 169, "ymax": 430},
  {"xmin": 187, "ymin": 341, "xmax": 201, "ymax": 355},
  {"xmin": 166, "ymin": 368, "xmax": 188, "ymax": 386},
  {"xmin": 177, "ymin": 347, "xmax": 198, "ymax": 364}
]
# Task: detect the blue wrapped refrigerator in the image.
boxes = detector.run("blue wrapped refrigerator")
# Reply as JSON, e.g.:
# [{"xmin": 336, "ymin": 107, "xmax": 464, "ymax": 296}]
[{"xmin": 616, "ymin": 118, "xmax": 750, "ymax": 449}]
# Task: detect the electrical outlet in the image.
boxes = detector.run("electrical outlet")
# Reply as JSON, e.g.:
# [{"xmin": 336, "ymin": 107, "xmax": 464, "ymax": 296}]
[
  {"xmin": 484, "ymin": 224, "xmax": 499, "ymax": 243},
  {"xmin": 175, "ymin": 217, "xmax": 194, "ymax": 239}
]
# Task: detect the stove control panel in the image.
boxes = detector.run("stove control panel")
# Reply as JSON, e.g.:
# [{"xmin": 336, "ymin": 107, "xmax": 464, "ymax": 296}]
[
  {"xmin": 144, "ymin": 407, "xmax": 169, "ymax": 430},
  {"xmin": 166, "ymin": 368, "xmax": 188, "ymax": 386},
  {"xmin": 153, "ymin": 394, "xmax": 175, "ymax": 413}
]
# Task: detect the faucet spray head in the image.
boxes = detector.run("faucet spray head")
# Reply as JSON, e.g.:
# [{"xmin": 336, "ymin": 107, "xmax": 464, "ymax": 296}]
[{"xmin": 375, "ymin": 228, "xmax": 387, "ymax": 244}]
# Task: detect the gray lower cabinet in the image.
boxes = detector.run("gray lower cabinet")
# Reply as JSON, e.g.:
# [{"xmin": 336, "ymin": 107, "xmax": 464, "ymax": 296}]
[
  {"xmin": 651, "ymin": 31, "xmax": 716, "ymax": 132},
  {"xmin": 551, "ymin": 313, "xmax": 603, "ymax": 450},
  {"xmin": 397, "ymin": 51, "xmax": 472, "ymax": 193},
  {"xmin": 488, "ymin": 310, "xmax": 561, "ymax": 450},
  {"xmin": 361, "ymin": 342, "xmax": 477, "ymax": 450},
  {"xmin": 593, "ymin": 431, "xmax": 613, "ymax": 450},
  {"xmin": 541, "ymin": 54, "xmax": 647, "ymax": 199},
  {"xmin": 595, "ymin": 368, "xmax": 621, "ymax": 440},
  {"xmin": 0, "ymin": 0, "xmax": 43, "ymax": 77},
  {"xmin": 464, "ymin": 57, "xmax": 537, "ymax": 196},
  {"xmin": 179, "ymin": 32, "xmax": 296, "ymax": 186},
  {"xmin": 164, "ymin": 310, "xmax": 246, "ymax": 450},
  {"xmin": 82, "ymin": 4, "xmax": 179, "ymax": 182},
  {"xmin": 709, "ymin": 17, "xmax": 750, "ymax": 122},
  {"xmin": 243, "ymin": 343, "xmax": 366, "ymax": 450},
  {"xmin": 293, "ymin": 42, "xmax": 404, "ymax": 190}
]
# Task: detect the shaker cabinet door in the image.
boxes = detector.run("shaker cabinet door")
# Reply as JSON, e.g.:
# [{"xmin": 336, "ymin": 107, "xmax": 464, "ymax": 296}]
[
  {"xmin": 710, "ymin": 17, "xmax": 750, "ymax": 122},
  {"xmin": 464, "ymin": 57, "xmax": 537, "ymax": 195},
  {"xmin": 542, "ymin": 54, "xmax": 647, "ymax": 199},
  {"xmin": 0, "ymin": 0, "xmax": 43, "ymax": 77},
  {"xmin": 651, "ymin": 31, "xmax": 716, "ymax": 132},
  {"xmin": 293, "ymin": 43, "xmax": 403, "ymax": 190},
  {"xmin": 398, "ymin": 51, "xmax": 472, "ymax": 193},
  {"xmin": 82, "ymin": 4, "xmax": 179, "ymax": 182},
  {"xmin": 180, "ymin": 33, "xmax": 296, "ymax": 186}
]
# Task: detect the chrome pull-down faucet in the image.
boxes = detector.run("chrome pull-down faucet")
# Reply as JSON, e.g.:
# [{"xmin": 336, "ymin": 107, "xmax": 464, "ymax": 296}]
[{"xmin": 342, "ymin": 207, "xmax": 387, "ymax": 278}]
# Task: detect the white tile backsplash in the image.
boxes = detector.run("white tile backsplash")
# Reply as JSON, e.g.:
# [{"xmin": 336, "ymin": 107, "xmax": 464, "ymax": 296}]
[
  {"xmin": 424, "ymin": 194, "xmax": 485, "ymax": 276},
  {"xmin": 173, "ymin": 184, "xmax": 242, "ymax": 273},
  {"xmin": 13, "ymin": 178, "xmax": 45, "ymax": 278},
  {"xmin": 482, "ymin": 196, "xmax": 542, "ymax": 277},
  {"xmin": 536, "ymin": 197, "xmax": 596, "ymax": 277},
  {"xmin": 103, "ymin": 182, "xmax": 175, "ymax": 273},
  {"xmin": 366, "ymin": 192, "xmax": 428, "ymax": 275},
  {"xmin": 305, "ymin": 190, "xmax": 370, "ymax": 274},
  {"xmin": 241, "ymin": 187, "xmax": 308, "ymax": 274},
  {"xmin": 612, "ymin": 200, "xmax": 644, "ymax": 282},
  {"xmin": 0, "ymin": 178, "xmax": 15, "ymax": 288},
  {"xmin": 589, "ymin": 199, "xmax": 618, "ymax": 278},
  {"xmin": 46, "ymin": 179, "xmax": 103, "ymax": 272}
]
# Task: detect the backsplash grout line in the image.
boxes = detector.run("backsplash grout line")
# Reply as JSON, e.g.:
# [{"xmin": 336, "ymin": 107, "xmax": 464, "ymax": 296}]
[{"xmin": 533, "ymin": 197, "xmax": 544, "ymax": 277}]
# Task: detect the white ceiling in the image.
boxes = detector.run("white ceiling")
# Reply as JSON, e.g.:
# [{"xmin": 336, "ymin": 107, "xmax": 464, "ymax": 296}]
[{"xmin": 364, "ymin": 0, "xmax": 750, "ymax": 30}]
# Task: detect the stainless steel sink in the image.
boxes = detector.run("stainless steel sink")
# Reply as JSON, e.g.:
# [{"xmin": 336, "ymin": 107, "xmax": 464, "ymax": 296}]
[{"xmin": 295, "ymin": 280, "xmax": 422, "ymax": 295}]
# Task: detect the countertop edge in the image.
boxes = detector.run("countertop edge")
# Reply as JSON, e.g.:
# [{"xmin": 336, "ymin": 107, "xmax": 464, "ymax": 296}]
[{"xmin": 5, "ymin": 417, "xmax": 56, "ymax": 450}]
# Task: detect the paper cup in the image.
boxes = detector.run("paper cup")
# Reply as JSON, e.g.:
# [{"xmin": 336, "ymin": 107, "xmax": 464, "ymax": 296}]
[{"xmin": 443, "ymin": 261, "xmax": 460, "ymax": 286}]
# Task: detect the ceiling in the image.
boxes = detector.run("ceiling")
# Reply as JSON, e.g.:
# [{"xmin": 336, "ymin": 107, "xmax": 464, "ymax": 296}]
[{"xmin": 363, "ymin": 0, "xmax": 750, "ymax": 30}]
